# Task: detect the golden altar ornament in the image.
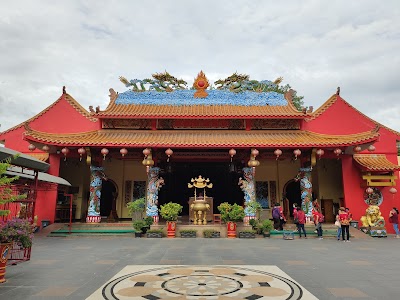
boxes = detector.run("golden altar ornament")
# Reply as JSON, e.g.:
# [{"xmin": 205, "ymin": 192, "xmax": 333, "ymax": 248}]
[{"xmin": 188, "ymin": 175, "xmax": 212, "ymax": 225}]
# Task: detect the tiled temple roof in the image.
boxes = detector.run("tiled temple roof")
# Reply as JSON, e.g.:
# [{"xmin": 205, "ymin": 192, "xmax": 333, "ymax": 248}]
[
  {"xmin": 353, "ymin": 154, "xmax": 400, "ymax": 172},
  {"xmin": 24, "ymin": 128, "xmax": 379, "ymax": 148},
  {"xmin": 92, "ymin": 90, "xmax": 306, "ymax": 119}
]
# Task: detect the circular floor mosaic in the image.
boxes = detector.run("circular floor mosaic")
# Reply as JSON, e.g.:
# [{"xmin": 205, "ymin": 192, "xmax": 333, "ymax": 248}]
[{"xmin": 98, "ymin": 266, "xmax": 309, "ymax": 300}]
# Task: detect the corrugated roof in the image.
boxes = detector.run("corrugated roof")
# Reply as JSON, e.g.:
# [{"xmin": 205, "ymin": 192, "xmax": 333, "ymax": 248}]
[
  {"xmin": 23, "ymin": 128, "xmax": 379, "ymax": 148},
  {"xmin": 353, "ymin": 154, "xmax": 400, "ymax": 172}
]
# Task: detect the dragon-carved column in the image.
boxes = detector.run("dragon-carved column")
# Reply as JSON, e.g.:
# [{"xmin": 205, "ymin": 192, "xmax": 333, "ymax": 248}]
[
  {"xmin": 294, "ymin": 167, "xmax": 313, "ymax": 218},
  {"xmin": 87, "ymin": 166, "xmax": 107, "ymax": 223},
  {"xmin": 239, "ymin": 167, "xmax": 256, "ymax": 224},
  {"xmin": 146, "ymin": 167, "xmax": 164, "ymax": 224}
]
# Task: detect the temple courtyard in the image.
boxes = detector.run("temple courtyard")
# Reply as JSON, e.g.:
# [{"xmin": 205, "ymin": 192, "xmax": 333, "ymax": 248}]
[{"xmin": 0, "ymin": 230, "xmax": 399, "ymax": 300}]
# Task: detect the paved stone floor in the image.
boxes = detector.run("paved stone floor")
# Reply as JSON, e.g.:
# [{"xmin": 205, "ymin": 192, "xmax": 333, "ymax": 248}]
[{"xmin": 1, "ymin": 234, "xmax": 400, "ymax": 299}]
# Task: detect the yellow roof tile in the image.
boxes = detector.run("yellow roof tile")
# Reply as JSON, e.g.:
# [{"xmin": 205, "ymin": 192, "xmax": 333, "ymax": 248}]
[
  {"xmin": 353, "ymin": 154, "xmax": 400, "ymax": 172},
  {"xmin": 24, "ymin": 128, "xmax": 379, "ymax": 148}
]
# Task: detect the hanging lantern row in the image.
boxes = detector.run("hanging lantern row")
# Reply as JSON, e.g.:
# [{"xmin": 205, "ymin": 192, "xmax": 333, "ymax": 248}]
[
  {"xmin": 316, "ymin": 149, "xmax": 325, "ymax": 159},
  {"xmin": 293, "ymin": 149, "xmax": 301, "ymax": 160},
  {"xmin": 165, "ymin": 148, "xmax": 173, "ymax": 162},
  {"xmin": 353, "ymin": 145, "xmax": 362, "ymax": 153},
  {"xmin": 274, "ymin": 149, "xmax": 282, "ymax": 160},
  {"xmin": 120, "ymin": 148, "xmax": 128, "ymax": 157},
  {"xmin": 229, "ymin": 148, "xmax": 236, "ymax": 162}
]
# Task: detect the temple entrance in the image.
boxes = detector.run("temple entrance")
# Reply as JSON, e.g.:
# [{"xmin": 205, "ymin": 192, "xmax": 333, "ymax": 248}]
[
  {"xmin": 283, "ymin": 180, "xmax": 301, "ymax": 218},
  {"xmin": 159, "ymin": 162, "xmax": 243, "ymax": 215},
  {"xmin": 100, "ymin": 179, "xmax": 117, "ymax": 217}
]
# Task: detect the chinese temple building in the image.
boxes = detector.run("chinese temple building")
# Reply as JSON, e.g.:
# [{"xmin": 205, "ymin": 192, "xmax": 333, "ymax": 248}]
[{"xmin": 1, "ymin": 71, "xmax": 399, "ymax": 233}]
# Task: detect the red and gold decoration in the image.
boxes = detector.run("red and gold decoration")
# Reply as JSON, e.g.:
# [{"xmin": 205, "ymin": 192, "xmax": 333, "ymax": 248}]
[
  {"xmin": 293, "ymin": 149, "xmax": 301, "ymax": 160},
  {"xmin": 274, "ymin": 149, "xmax": 282, "ymax": 160},
  {"xmin": 0, "ymin": 243, "xmax": 11, "ymax": 283},
  {"xmin": 353, "ymin": 145, "xmax": 362, "ymax": 153},
  {"xmin": 42, "ymin": 145, "xmax": 50, "ymax": 152},
  {"xmin": 166, "ymin": 221, "xmax": 176, "ymax": 238},
  {"xmin": 61, "ymin": 147, "xmax": 69, "ymax": 161},
  {"xmin": 101, "ymin": 148, "xmax": 109, "ymax": 160},
  {"xmin": 248, "ymin": 148, "xmax": 260, "ymax": 174},
  {"xmin": 142, "ymin": 148, "xmax": 154, "ymax": 173},
  {"xmin": 368, "ymin": 144, "xmax": 376, "ymax": 152},
  {"xmin": 316, "ymin": 149, "xmax": 324, "ymax": 159},
  {"xmin": 120, "ymin": 148, "xmax": 128, "ymax": 157},
  {"xmin": 188, "ymin": 175, "xmax": 213, "ymax": 225},
  {"xmin": 193, "ymin": 71, "xmax": 209, "ymax": 98},
  {"xmin": 77, "ymin": 147, "xmax": 86, "ymax": 161},
  {"xmin": 227, "ymin": 221, "xmax": 237, "ymax": 238},
  {"xmin": 28, "ymin": 144, "xmax": 36, "ymax": 152},
  {"xmin": 229, "ymin": 148, "xmax": 236, "ymax": 162},
  {"xmin": 165, "ymin": 148, "xmax": 173, "ymax": 162}
]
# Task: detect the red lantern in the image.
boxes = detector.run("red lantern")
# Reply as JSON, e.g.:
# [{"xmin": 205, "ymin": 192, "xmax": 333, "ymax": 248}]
[
  {"xmin": 251, "ymin": 149, "xmax": 259, "ymax": 157},
  {"xmin": 165, "ymin": 148, "xmax": 173, "ymax": 162},
  {"xmin": 353, "ymin": 146, "xmax": 362, "ymax": 153},
  {"xmin": 366, "ymin": 187, "xmax": 374, "ymax": 195},
  {"xmin": 389, "ymin": 187, "xmax": 397, "ymax": 194},
  {"xmin": 368, "ymin": 145, "xmax": 376, "ymax": 152},
  {"xmin": 316, "ymin": 149, "xmax": 324, "ymax": 159},
  {"xmin": 28, "ymin": 144, "xmax": 36, "ymax": 152},
  {"xmin": 42, "ymin": 145, "xmax": 50, "ymax": 152},
  {"xmin": 61, "ymin": 147, "xmax": 69, "ymax": 161},
  {"xmin": 229, "ymin": 148, "xmax": 236, "ymax": 162},
  {"xmin": 120, "ymin": 148, "xmax": 128, "ymax": 157},
  {"xmin": 293, "ymin": 149, "xmax": 301, "ymax": 160},
  {"xmin": 101, "ymin": 148, "xmax": 109, "ymax": 160},
  {"xmin": 143, "ymin": 148, "xmax": 150, "ymax": 158},
  {"xmin": 78, "ymin": 147, "xmax": 86, "ymax": 161},
  {"xmin": 334, "ymin": 148, "xmax": 342, "ymax": 156},
  {"xmin": 274, "ymin": 149, "xmax": 282, "ymax": 160}
]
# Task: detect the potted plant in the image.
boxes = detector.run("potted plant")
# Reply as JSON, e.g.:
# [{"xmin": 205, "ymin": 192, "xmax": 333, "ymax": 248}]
[
  {"xmin": 179, "ymin": 229, "xmax": 197, "ymax": 238},
  {"xmin": 160, "ymin": 202, "xmax": 182, "ymax": 238},
  {"xmin": 146, "ymin": 229, "xmax": 164, "ymax": 238},
  {"xmin": 203, "ymin": 229, "xmax": 221, "ymax": 238},
  {"xmin": 217, "ymin": 202, "xmax": 245, "ymax": 238},
  {"xmin": 249, "ymin": 219, "xmax": 263, "ymax": 235},
  {"xmin": 238, "ymin": 229, "xmax": 256, "ymax": 238},
  {"xmin": 261, "ymin": 219, "xmax": 273, "ymax": 238},
  {"xmin": 127, "ymin": 197, "xmax": 146, "ymax": 221},
  {"xmin": 132, "ymin": 220, "xmax": 147, "ymax": 237},
  {"xmin": 0, "ymin": 155, "xmax": 28, "ymax": 283}
]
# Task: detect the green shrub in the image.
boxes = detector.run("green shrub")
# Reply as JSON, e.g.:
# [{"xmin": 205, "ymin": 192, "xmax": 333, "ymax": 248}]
[
  {"xmin": 179, "ymin": 229, "xmax": 197, "ymax": 234},
  {"xmin": 217, "ymin": 202, "xmax": 245, "ymax": 222},
  {"xmin": 132, "ymin": 220, "xmax": 147, "ymax": 233},
  {"xmin": 160, "ymin": 202, "xmax": 183, "ymax": 221},
  {"xmin": 238, "ymin": 229, "xmax": 256, "ymax": 234},
  {"xmin": 261, "ymin": 219, "xmax": 273, "ymax": 233},
  {"xmin": 203, "ymin": 229, "xmax": 220, "ymax": 238},
  {"xmin": 143, "ymin": 216, "xmax": 154, "ymax": 227}
]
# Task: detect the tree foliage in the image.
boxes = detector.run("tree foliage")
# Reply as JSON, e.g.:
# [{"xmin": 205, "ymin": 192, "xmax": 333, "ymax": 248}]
[{"xmin": 0, "ymin": 156, "xmax": 27, "ymax": 217}]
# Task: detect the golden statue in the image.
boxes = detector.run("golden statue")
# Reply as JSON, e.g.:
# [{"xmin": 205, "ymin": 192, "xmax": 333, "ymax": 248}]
[
  {"xmin": 360, "ymin": 205, "xmax": 385, "ymax": 227},
  {"xmin": 188, "ymin": 175, "xmax": 212, "ymax": 225}
]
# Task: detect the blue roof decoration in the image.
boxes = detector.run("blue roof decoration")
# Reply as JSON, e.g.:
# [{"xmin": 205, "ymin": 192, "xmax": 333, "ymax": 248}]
[
  {"xmin": 117, "ymin": 72, "xmax": 293, "ymax": 107},
  {"xmin": 116, "ymin": 90, "xmax": 287, "ymax": 106}
]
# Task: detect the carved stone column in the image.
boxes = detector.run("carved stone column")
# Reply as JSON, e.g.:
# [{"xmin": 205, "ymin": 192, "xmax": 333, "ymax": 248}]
[
  {"xmin": 146, "ymin": 167, "xmax": 164, "ymax": 223},
  {"xmin": 87, "ymin": 166, "xmax": 106, "ymax": 223}
]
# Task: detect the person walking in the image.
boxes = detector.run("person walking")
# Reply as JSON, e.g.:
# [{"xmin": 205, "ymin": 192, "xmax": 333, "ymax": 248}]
[
  {"xmin": 339, "ymin": 206, "xmax": 350, "ymax": 242},
  {"xmin": 296, "ymin": 207, "xmax": 307, "ymax": 238},
  {"xmin": 272, "ymin": 203, "xmax": 284, "ymax": 231},
  {"xmin": 389, "ymin": 207, "xmax": 400, "ymax": 238}
]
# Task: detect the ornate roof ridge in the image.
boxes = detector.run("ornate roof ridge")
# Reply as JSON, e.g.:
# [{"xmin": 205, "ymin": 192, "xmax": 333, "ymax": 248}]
[
  {"xmin": 353, "ymin": 153, "xmax": 400, "ymax": 171},
  {"xmin": 0, "ymin": 92, "xmax": 97, "ymax": 136}
]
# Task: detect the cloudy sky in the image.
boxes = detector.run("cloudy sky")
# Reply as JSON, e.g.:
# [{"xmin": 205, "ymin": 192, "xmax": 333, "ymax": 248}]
[{"xmin": 0, "ymin": 0, "xmax": 399, "ymax": 132}]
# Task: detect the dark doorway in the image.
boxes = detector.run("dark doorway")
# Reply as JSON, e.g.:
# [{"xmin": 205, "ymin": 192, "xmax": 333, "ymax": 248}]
[
  {"xmin": 284, "ymin": 180, "xmax": 301, "ymax": 217},
  {"xmin": 100, "ymin": 180, "xmax": 117, "ymax": 217},
  {"xmin": 158, "ymin": 162, "xmax": 243, "ymax": 215}
]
